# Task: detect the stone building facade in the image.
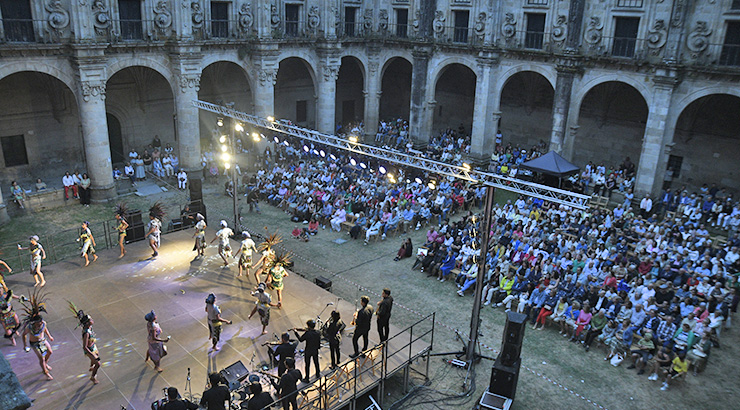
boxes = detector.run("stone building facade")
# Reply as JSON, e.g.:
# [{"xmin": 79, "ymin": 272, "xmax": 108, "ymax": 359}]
[{"xmin": 0, "ymin": 0, "xmax": 739, "ymax": 205}]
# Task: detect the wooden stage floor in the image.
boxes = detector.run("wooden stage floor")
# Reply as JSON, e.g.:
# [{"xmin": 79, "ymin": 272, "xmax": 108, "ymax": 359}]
[{"xmin": 1, "ymin": 230, "xmax": 430, "ymax": 410}]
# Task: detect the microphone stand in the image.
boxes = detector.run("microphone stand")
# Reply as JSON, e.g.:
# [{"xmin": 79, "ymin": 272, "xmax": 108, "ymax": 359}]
[{"xmin": 185, "ymin": 367, "xmax": 192, "ymax": 401}]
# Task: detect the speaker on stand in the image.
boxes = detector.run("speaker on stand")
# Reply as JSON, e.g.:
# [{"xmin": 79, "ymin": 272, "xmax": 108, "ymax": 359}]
[
  {"xmin": 481, "ymin": 311, "xmax": 526, "ymax": 408},
  {"xmin": 188, "ymin": 178, "xmax": 207, "ymax": 223},
  {"xmin": 125, "ymin": 209, "xmax": 145, "ymax": 243}
]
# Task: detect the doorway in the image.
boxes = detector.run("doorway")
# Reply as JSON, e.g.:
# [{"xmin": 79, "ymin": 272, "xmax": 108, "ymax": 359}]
[{"xmin": 107, "ymin": 113, "xmax": 124, "ymax": 165}]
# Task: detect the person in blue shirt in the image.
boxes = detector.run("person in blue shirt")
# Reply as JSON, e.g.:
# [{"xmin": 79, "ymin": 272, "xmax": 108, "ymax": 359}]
[
  {"xmin": 437, "ymin": 251, "xmax": 457, "ymax": 282},
  {"xmin": 525, "ymin": 284, "xmax": 548, "ymax": 325}
]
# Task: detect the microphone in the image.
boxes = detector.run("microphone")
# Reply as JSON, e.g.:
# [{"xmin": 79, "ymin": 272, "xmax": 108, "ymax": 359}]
[{"xmin": 326, "ymin": 302, "xmax": 334, "ymax": 306}]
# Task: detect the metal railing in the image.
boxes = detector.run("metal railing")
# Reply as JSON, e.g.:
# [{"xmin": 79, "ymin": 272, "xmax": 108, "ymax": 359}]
[
  {"xmin": 713, "ymin": 43, "xmax": 740, "ymax": 67},
  {"xmin": 434, "ymin": 25, "xmax": 481, "ymax": 45},
  {"xmin": 0, "ymin": 18, "xmax": 36, "ymax": 42}
]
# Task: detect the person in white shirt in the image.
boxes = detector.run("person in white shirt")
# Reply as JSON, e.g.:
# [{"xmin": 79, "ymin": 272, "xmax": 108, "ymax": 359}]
[
  {"xmin": 177, "ymin": 170, "xmax": 188, "ymax": 190},
  {"xmin": 62, "ymin": 171, "xmax": 78, "ymax": 200},
  {"xmin": 162, "ymin": 155, "xmax": 174, "ymax": 177},
  {"xmin": 640, "ymin": 195, "xmax": 653, "ymax": 218},
  {"xmin": 330, "ymin": 208, "xmax": 347, "ymax": 232},
  {"xmin": 210, "ymin": 220, "xmax": 234, "ymax": 267}
]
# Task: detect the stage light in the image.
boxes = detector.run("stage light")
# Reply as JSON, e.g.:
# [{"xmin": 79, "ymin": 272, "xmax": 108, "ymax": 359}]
[
  {"xmin": 219, "ymin": 135, "xmax": 226, "ymax": 143},
  {"xmin": 260, "ymin": 133, "xmax": 266, "ymax": 139},
  {"xmin": 273, "ymin": 136, "xmax": 280, "ymax": 143},
  {"xmin": 283, "ymin": 141, "xmax": 289, "ymax": 146},
  {"xmin": 221, "ymin": 145, "xmax": 228, "ymax": 152},
  {"xmin": 303, "ymin": 145, "xmax": 309, "ymax": 152},
  {"xmin": 330, "ymin": 154, "xmax": 336, "ymax": 160},
  {"xmin": 235, "ymin": 123, "xmax": 244, "ymax": 132},
  {"xmin": 224, "ymin": 163, "xmax": 231, "ymax": 169},
  {"xmin": 348, "ymin": 136, "xmax": 358, "ymax": 144},
  {"xmin": 221, "ymin": 153, "xmax": 230, "ymax": 162},
  {"xmin": 379, "ymin": 166, "xmax": 387, "ymax": 174},
  {"xmin": 350, "ymin": 158, "xmax": 357, "ymax": 166},
  {"xmin": 406, "ymin": 179, "xmax": 411, "ymax": 184},
  {"xmin": 252, "ymin": 132, "xmax": 260, "ymax": 142},
  {"xmin": 217, "ymin": 118, "xmax": 223, "ymax": 127},
  {"xmin": 319, "ymin": 150, "xmax": 326, "ymax": 157},
  {"xmin": 462, "ymin": 163, "xmax": 471, "ymax": 171},
  {"xmin": 360, "ymin": 162, "xmax": 367, "ymax": 169},
  {"xmin": 267, "ymin": 116, "xmax": 275, "ymax": 122},
  {"xmin": 312, "ymin": 149, "xmax": 319, "ymax": 155},
  {"xmin": 415, "ymin": 177, "xmax": 423, "ymax": 184},
  {"xmin": 428, "ymin": 181, "xmax": 436, "ymax": 190}
]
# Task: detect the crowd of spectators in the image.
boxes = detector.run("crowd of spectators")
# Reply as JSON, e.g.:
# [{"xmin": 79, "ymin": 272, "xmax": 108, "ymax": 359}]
[{"xmin": 114, "ymin": 136, "xmax": 181, "ymax": 188}]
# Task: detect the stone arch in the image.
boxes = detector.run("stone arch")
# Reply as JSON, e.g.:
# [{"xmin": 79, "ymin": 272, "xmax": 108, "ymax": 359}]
[
  {"xmin": 428, "ymin": 57, "xmax": 477, "ymax": 91},
  {"xmin": 432, "ymin": 63, "xmax": 477, "ymax": 135},
  {"xmin": 276, "ymin": 54, "xmax": 318, "ymax": 87},
  {"xmin": 668, "ymin": 87, "xmax": 740, "ymax": 134},
  {"xmin": 336, "ymin": 56, "xmax": 366, "ymax": 128},
  {"xmin": 379, "ymin": 55, "xmax": 412, "ymax": 80},
  {"xmin": 574, "ymin": 75, "xmax": 651, "ymax": 115},
  {"xmin": 498, "ymin": 70, "xmax": 555, "ymax": 150},
  {"xmin": 338, "ymin": 52, "xmax": 368, "ymax": 80},
  {"xmin": 0, "ymin": 60, "xmax": 77, "ymax": 101},
  {"xmin": 106, "ymin": 56, "xmax": 176, "ymax": 95},
  {"xmin": 379, "ymin": 56, "xmax": 413, "ymax": 121},
  {"xmin": 496, "ymin": 65, "xmax": 556, "ymax": 108},
  {"xmin": 275, "ymin": 57, "xmax": 318, "ymax": 127}
]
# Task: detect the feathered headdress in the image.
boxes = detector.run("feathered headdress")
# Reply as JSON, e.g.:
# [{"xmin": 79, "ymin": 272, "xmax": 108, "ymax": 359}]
[
  {"xmin": 273, "ymin": 251, "xmax": 293, "ymax": 268},
  {"xmin": 149, "ymin": 201, "xmax": 166, "ymax": 220},
  {"xmin": 258, "ymin": 228, "xmax": 283, "ymax": 252},
  {"xmin": 20, "ymin": 287, "xmax": 48, "ymax": 326},
  {"xmin": 67, "ymin": 300, "xmax": 91, "ymax": 328},
  {"xmin": 114, "ymin": 202, "xmax": 128, "ymax": 218}
]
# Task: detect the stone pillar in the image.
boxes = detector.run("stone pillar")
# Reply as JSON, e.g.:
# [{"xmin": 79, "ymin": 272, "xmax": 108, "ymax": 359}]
[
  {"xmin": 363, "ymin": 89, "xmax": 381, "ymax": 141},
  {"xmin": 549, "ymin": 63, "xmax": 577, "ymax": 153},
  {"xmin": 634, "ymin": 75, "xmax": 677, "ymax": 196},
  {"xmin": 470, "ymin": 54, "xmax": 498, "ymax": 163},
  {"xmin": 172, "ymin": 53, "xmax": 203, "ymax": 172},
  {"xmin": 409, "ymin": 47, "xmax": 431, "ymax": 145},
  {"xmin": 76, "ymin": 71, "xmax": 116, "ymax": 201},
  {"xmin": 253, "ymin": 67, "xmax": 276, "ymax": 119},
  {"xmin": 0, "ymin": 186, "xmax": 8, "ymax": 224},
  {"xmin": 317, "ymin": 63, "xmax": 338, "ymax": 134},
  {"xmin": 173, "ymin": 0, "xmax": 194, "ymax": 40}
]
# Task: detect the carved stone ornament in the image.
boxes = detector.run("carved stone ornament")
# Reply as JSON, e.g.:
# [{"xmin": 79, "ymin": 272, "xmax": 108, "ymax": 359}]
[
  {"xmin": 646, "ymin": 20, "xmax": 667, "ymax": 55},
  {"xmin": 686, "ymin": 21, "xmax": 711, "ymax": 58},
  {"xmin": 258, "ymin": 69, "xmax": 277, "ymax": 86},
  {"xmin": 671, "ymin": 0, "xmax": 686, "ymax": 29},
  {"xmin": 46, "ymin": 0, "xmax": 70, "ymax": 31},
  {"xmin": 239, "ymin": 3, "xmax": 254, "ymax": 33},
  {"xmin": 270, "ymin": 4, "xmax": 281, "ymax": 28},
  {"xmin": 192, "ymin": 2, "xmax": 204, "ymax": 29},
  {"xmin": 368, "ymin": 60, "xmax": 379, "ymax": 75},
  {"xmin": 433, "ymin": 10, "xmax": 445, "ymax": 34},
  {"xmin": 92, "ymin": 0, "xmax": 111, "ymax": 37},
  {"xmin": 552, "ymin": 15, "xmax": 567, "ymax": 43},
  {"xmin": 307, "ymin": 6, "xmax": 320, "ymax": 30},
  {"xmin": 322, "ymin": 65, "xmax": 339, "ymax": 82},
  {"xmin": 584, "ymin": 17, "xmax": 603, "ymax": 48},
  {"xmin": 474, "ymin": 12, "xmax": 486, "ymax": 41},
  {"xmin": 412, "ymin": 10, "xmax": 420, "ymax": 34},
  {"xmin": 378, "ymin": 9, "xmax": 388, "ymax": 32},
  {"xmin": 363, "ymin": 9, "xmax": 373, "ymax": 31},
  {"xmin": 153, "ymin": 1, "xmax": 173, "ymax": 31},
  {"xmin": 179, "ymin": 74, "xmax": 201, "ymax": 93},
  {"xmin": 501, "ymin": 13, "xmax": 516, "ymax": 39},
  {"xmin": 81, "ymin": 81, "xmax": 106, "ymax": 102},
  {"xmin": 332, "ymin": 6, "xmax": 340, "ymax": 27}
]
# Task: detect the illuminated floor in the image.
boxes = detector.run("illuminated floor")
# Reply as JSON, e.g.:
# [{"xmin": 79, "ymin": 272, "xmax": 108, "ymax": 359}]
[{"xmin": 1, "ymin": 230, "xmax": 425, "ymax": 410}]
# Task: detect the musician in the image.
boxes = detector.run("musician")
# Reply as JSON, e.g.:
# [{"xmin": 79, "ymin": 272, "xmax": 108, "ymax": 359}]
[
  {"xmin": 278, "ymin": 357, "xmax": 302, "ymax": 410},
  {"xmin": 266, "ymin": 332, "xmax": 296, "ymax": 376},
  {"xmin": 247, "ymin": 382, "xmax": 273, "ymax": 410},
  {"xmin": 376, "ymin": 288, "xmax": 394, "ymax": 342},
  {"xmin": 324, "ymin": 311, "xmax": 346, "ymax": 369},
  {"xmin": 292, "ymin": 320, "xmax": 321, "ymax": 383},
  {"xmin": 199, "ymin": 373, "xmax": 231, "ymax": 410},
  {"xmin": 161, "ymin": 387, "xmax": 197, "ymax": 410},
  {"xmin": 350, "ymin": 296, "xmax": 374, "ymax": 358}
]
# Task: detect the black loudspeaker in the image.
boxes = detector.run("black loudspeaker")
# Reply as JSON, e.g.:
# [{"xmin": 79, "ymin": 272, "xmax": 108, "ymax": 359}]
[
  {"xmin": 220, "ymin": 360, "xmax": 249, "ymax": 391},
  {"xmin": 125, "ymin": 210, "xmax": 146, "ymax": 242},
  {"xmin": 315, "ymin": 276, "xmax": 332, "ymax": 292},
  {"xmin": 489, "ymin": 357, "xmax": 521, "ymax": 400},
  {"xmin": 500, "ymin": 311, "xmax": 526, "ymax": 366},
  {"xmin": 189, "ymin": 177, "xmax": 203, "ymax": 201},
  {"xmin": 189, "ymin": 200, "xmax": 207, "ymax": 225}
]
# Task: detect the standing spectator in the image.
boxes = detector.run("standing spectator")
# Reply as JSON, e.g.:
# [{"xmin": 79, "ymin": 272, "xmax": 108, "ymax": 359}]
[
  {"xmin": 79, "ymin": 173, "xmax": 92, "ymax": 206},
  {"xmin": 640, "ymin": 195, "xmax": 653, "ymax": 218},
  {"xmin": 134, "ymin": 155, "xmax": 146, "ymax": 180},
  {"xmin": 63, "ymin": 171, "xmax": 78, "ymax": 199},
  {"xmin": 152, "ymin": 135, "xmax": 162, "ymax": 150},
  {"xmin": 143, "ymin": 150, "xmax": 153, "ymax": 173}
]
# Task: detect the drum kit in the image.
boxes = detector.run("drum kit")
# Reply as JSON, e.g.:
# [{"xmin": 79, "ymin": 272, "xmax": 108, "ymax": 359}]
[{"xmin": 223, "ymin": 357, "xmax": 280, "ymax": 409}]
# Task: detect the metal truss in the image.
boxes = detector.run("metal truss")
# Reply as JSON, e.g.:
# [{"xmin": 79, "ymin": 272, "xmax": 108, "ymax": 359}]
[{"xmin": 193, "ymin": 100, "xmax": 590, "ymax": 209}]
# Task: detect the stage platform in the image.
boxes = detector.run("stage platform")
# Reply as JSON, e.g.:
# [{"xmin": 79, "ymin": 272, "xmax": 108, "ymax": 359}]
[{"xmin": 1, "ymin": 230, "xmax": 432, "ymax": 410}]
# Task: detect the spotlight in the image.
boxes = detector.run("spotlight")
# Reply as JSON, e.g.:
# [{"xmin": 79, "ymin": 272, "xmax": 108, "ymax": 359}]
[
  {"xmin": 406, "ymin": 179, "xmax": 411, "ymax": 184},
  {"xmin": 330, "ymin": 154, "xmax": 337, "ymax": 160},
  {"xmin": 273, "ymin": 136, "xmax": 280, "ymax": 143},
  {"xmin": 252, "ymin": 132, "xmax": 260, "ymax": 142},
  {"xmin": 319, "ymin": 150, "xmax": 326, "ymax": 157},
  {"xmin": 267, "ymin": 116, "xmax": 275, "ymax": 122},
  {"xmin": 348, "ymin": 136, "xmax": 358, "ymax": 144},
  {"xmin": 415, "ymin": 177, "xmax": 423, "ymax": 184},
  {"xmin": 219, "ymin": 135, "xmax": 226, "ymax": 144},
  {"xmin": 221, "ymin": 145, "xmax": 228, "ymax": 152},
  {"xmin": 462, "ymin": 163, "xmax": 471, "ymax": 171},
  {"xmin": 312, "ymin": 149, "xmax": 319, "ymax": 155},
  {"xmin": 260, "ymin": 133, "xmax": 266, "ymax": 139},
  {"xmin": 235, "ymin": 123, "xmax": 244, "ymax": 132},
  {"xmin": 428, "ymin": 181, "xmax": 436, "ymax": 190},
  {"xmin": 283, "ymin": 141, "xmax": 289, "ymax": 146},
  {"xmin": 360, "ymin": 162, "xmax": 367, "ymax": 169},
  {"xmin": 303, "ymin": 145, "xmax": 309, "ymax": 152},
  {"xmin": 350, "ymin": 158, "xmax": 357, "ymax": 166},
  {"xmin": 224, "ymin": 163, "xmax": 231, "ymax": 169},
  {"xmin": 379, "ymin": 166, "xmax": 387, "ymax": 174},
  {"xmin": 221, "ymin": 153, "xmax": 230, "ymax": 162},
  {"xmin": 217, "ymin": 118, "xmax": 223, "ymax": 127}
]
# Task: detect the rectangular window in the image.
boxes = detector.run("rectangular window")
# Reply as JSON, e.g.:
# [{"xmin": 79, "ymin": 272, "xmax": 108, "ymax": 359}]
[
  {"xmin": 344, "ymin": 7, "xmax": 357, "ymax": 37},
  {"xmin": 1, "ymin": 135, "xmax": 29, "ymax": 167},
  {"xmin": 453, "ymin": 10, "xmax": 469, "ymax": 43},
  {"xmin": 0, "ymin": 0, "xmax": 34, "ymax": 42},
  {"xmin": 395, "ymin": 8, "xmax": 408, "ymax": 38},
  {"xmin": 616, "ymin": 0, "xmax": 643, "ymax": 7},
  {"xmin": 733, "ymin": 0, "xmax": 740, "ymax": 10},
  {"xmin": 285, "ymin": 4, "xmax": 300, "ymax": 37},
  {"xmin": 118, "ymin": 0, "xmax": 143, "ymax": 40},
  {"xmin": 296, "ymin": 100, "xmax": 307, "ymax": 123},
  {"xmin": 666, "ymin": 155, "xmax": 683, "ymax": 179},
  {"xmin": 720, "ymin": 21, "xmax": 740, "ymax": 66},
  {"xmin": 525, "ymin": 13, "xmax": 546, "ymax": 49},
  {"xmin": 612, "ymin": 17, "xmax": 639, "ymax": 57},
  {"xmin": 210, "ymin": 1, "xmax": 229, "ymax": 38},
  {"xmin": 527, "ymin": 0, "xmax": 548, "ymax": 5}
]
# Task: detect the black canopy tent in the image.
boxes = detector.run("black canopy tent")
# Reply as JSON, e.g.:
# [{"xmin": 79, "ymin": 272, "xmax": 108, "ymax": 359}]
[{"xmin": 520, "ymin": 151, "xmax": 580, "ymax": 188}]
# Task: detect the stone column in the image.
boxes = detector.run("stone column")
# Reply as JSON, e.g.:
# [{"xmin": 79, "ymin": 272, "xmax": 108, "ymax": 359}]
[
  {"xmin": 317, "ymin": 63, "xmax": 339, "ymax": 134},
  {"xmin": 409, "ymin": 47, "xmax": 432, "ymax": 146},
  {"xmin": 0, "ymin": 185, "xmax": 8, "ymax": 224},
  {"xmin": 363, "ymin": 89, "xmax": 381, "ymax": 141},
  {"xmin": 77, "ymin": 77, "xmax": 116, "ymax": 201},
  {"xmin": 549, "ymin": 63, "xmax": 577, "ymax": 153},
  {"xmin": 253, "ymin": 67, "xmax": 276, "ymax": 119},
  {"xmin": 470, "ymin": 55, "xmax": 498, "ymax": 163},
  {"xmin": 172, "ymin": 53, "xmax": 203, "ymax": 172},
  {"xmin": 634, "ymin": 75, "xmax": 677, "ymax": 196}
]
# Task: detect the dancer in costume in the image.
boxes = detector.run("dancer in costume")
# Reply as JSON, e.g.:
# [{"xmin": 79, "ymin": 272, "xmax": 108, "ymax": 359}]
[
  {"xmin": 144, "ymin": 310, "xmax": 169, "ymax": 372},
  {"xmin": 147, "ymin": 202, "xmax": 166, "ymax": 257},
  {"xmin": 68, "ymin": 301, "xmax": 101, "ymax": 384},
  {"xmin": 18, "ymin": 236, "xmax": 46, "ymax": 287},
  {"xmin": 210, "ymin": 220, "xmax": 234, "ymax": 267},
  {"xmin": 266, "ymin": 252, "xmax": 291, "ymax": 308},
  {"xmin": 205, "ymin": 293, "xmax": 232, "ymax": 351},
  {"xmin": 1, "ymin": 280, "xmax": 22, "ymax": 346},
  {"xmin": 115, "ymin": 203, "xmax": 130, "ymax": 258},
  {"xmin": 253, "ymin": 230, "xmax": 282, "ymax": 284},
  {"xmin": 20, "ymin": 288, "xmax": 54, "ymax": 380},
  {"xmin": 192, "ymin": 213, "xmax": 207, "ymax": 258},
  {"xmin": 248, "ymin": 283, "xmax": 277, "ymax": 335},
  {"xmin": 78, "ymin": 221, "xmax": 98, "ymax": 266},
  {"xmin": 234, "ymin": 231, "xmax": 258, "ymax": 278}
]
